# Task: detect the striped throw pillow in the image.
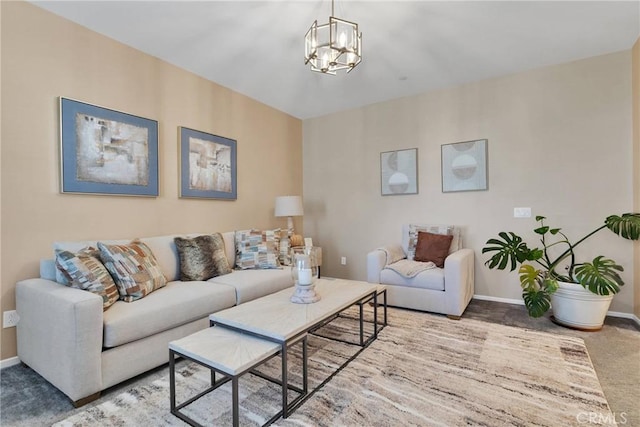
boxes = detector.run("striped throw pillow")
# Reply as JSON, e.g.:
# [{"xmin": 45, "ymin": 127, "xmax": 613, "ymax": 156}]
[{"xmin": 55, "ymin": 247, "xmax": 120, "ymax": 310}]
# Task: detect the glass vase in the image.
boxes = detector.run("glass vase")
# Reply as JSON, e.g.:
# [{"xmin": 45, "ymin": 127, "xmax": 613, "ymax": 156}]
[{"xmin": 290, "ymin": 246, "xmax": 320, "ymax": 303}]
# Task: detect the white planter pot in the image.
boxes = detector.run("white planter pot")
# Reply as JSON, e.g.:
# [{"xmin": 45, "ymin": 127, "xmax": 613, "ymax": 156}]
[{"xmin": 550, "ymin": 281, "xmax": 613, "ymax": 331}]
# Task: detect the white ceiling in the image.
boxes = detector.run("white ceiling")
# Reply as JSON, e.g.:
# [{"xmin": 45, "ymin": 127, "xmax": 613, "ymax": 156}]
[{"xmin": 32, "ymin": 1, "xmax": 640, "ymax": 119}]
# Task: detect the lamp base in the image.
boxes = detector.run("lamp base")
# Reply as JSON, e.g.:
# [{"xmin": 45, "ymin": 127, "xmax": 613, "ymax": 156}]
[{"xmin": 290, "ymin": 283, "xmax": 321, "ymax": 304}]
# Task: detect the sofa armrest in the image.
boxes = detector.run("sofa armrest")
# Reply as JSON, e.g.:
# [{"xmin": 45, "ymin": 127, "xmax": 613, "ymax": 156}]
[
  {"xmin": 443, "ymin": 248, "xmax": 475, "ymax": 316},
  {"xmin": 16, "ymin": 278, "xmax": 103, "ymax": 402},
  {"xmin": 366, "ymin": 245, "xmax": 405, "ymax": 283}
]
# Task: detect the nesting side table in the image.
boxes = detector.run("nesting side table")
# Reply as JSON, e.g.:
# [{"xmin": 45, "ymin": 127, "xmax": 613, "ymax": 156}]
[{"xmin": 169, "ymin": 326, "xmax": 306, "ymax": 427}]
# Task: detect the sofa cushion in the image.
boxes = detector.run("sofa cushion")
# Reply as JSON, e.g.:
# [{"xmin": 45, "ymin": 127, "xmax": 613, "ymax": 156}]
[
  {"xmin": 54, "ymin": 247, "xmax": 120, "ymax": 310},
  {"xmin": 53, "ymin": 238, "xmax": 127, "ymax": 284},
  {"xmin": 404, "ymin": 224, "xmax": 461, "ymax": 260},
  {"xmin": 208, "ymin": 269, "xmax": 294, "ymax": 304},
  {"xmin": 221, "ymin": 231, "xmax": 236, "ymax": 267},
  {"xmin": 137, "ymin": 235, "xmax": 182, "ymax": 282},
  {"xmin": 103, "ymin": 280, "xmax": 237, "ymax": 347},
  {"xmin": 174, "ymin": 233, "xmax": 232, "ymax": 281},
  {"xmin": 414, "ymin": 232, "xmax": 454, "ymax": 268},
  {"xmin": 98, "ymin": 240, "xmax": 167, "ymax": 302},
  {"xmin": 234, "ymin": 229, "xmax": 281, "ymax": 269},
  {"xmin": 380, "ymin": 266, "xmax": 445, "ymax": 291}
]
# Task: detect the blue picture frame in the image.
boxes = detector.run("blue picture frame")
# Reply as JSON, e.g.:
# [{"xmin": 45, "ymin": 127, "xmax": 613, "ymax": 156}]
[
  {"xmin": 59, "ymin": 97, "xmax": 159, "ymax": 196},
  {"xmin": 179, "ymin": 127, "xmax": 237, "ymax": 200}
]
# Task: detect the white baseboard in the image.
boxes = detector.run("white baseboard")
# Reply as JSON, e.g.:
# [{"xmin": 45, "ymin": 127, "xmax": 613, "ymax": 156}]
[
  {"xmin": 607, "ymin": 311, "xmax": 640, "ymax": 328},
  {"xmin": 473, "ymin": 294, "xmax": 524, "ymax": 306},
  {"xmin": 473, "ymin": 294, "xmax": 639, "ymax": 326},
  {"xmin": 0, "ymin": 356, "xmax": 20, "ymax": 370}
]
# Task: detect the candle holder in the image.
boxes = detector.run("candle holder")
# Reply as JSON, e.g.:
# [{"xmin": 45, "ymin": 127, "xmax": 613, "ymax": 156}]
[{"xmin": 290, "ymin": 246, "xmax": 321, "ymax": 303}]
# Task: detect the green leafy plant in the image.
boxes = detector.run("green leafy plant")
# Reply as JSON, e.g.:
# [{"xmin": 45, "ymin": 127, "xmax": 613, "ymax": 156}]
[{"xmin": 482, "ymin": 213, "xmax": 640, "ymax": 317}]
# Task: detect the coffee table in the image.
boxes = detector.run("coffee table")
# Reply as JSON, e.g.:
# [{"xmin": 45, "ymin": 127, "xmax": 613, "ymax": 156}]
[{"xmin": 209, "ymin": 278, "xmax": 381, "ymax": 419}]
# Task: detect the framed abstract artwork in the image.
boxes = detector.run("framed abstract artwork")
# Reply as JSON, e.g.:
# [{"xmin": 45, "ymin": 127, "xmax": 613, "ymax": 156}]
[
  {"xmin": 179, "ymin": 127, "xmax": 237, "ymax": 200},
  {"xmin": 59, "ymin": 97, "xmax": 159, "ymax": 196},
  {"xmin": 441, "ymin": 139, "xmax": 488, "ymax": 193},
  {"xmin": 380, "ymin": 148, "xmax": 418, "ymax": 196}
]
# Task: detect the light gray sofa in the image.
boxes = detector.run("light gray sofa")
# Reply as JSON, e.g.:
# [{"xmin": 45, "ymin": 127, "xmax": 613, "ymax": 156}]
[
  {"xmin": 15, "ymin": 231, "xmax": 294, "ymax": 406},
  {"xmin": 366, "ymin": 225, "xmax": 474, "ymax": 318}
]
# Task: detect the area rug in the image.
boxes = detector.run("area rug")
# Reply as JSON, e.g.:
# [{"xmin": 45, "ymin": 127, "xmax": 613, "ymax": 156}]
[{"xmin": 53, "ymin": 308, "xmax": 616, "ymax": 426}]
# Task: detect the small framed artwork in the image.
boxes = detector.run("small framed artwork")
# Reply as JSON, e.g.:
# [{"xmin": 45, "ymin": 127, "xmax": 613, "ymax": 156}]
[
  {"xmin": 179, "ymin": 127, "xmax": 237, "ymax": 200},
  {"xmin": 380, "ymin": 148, "xmax": 418, "ymax": 196},
  {"xmin": 441, "ymin": 139, "xmax": 488, "ymax": 192},
  {"xmin": 59, "ymin": 97, "xmax": 159, "ymax": 196}
]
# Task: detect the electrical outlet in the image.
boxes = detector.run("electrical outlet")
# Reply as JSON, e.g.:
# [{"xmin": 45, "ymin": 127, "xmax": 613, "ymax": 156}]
[
  {"xmin": 3, "ymin": 310, "xmax": 20, "ymax": 328},
  {"xmin": 341, "ymin": 256, "xmax": 347, "ymax": 265}
]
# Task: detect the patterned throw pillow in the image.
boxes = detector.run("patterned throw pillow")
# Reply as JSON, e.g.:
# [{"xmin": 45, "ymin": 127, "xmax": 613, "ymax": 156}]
[
  {"xmin": 235, "ymin": 229, "xmax": 281, "ymax": 269},
  {"xmin": 414, "ymin": 231, "xmax": 454, "ymax": 268},
  {"xmin": 407, "ymin": 224, "xmax": 461, "ymax": 261},
  {"xmin": 174, "ymin": 233, "xmax": 232, "ymax": 281},
  {"xmin": 55, "ymin": 247, "xmax": 120, "ymax": 310},
  {"xmin": 98, "ymin": 240, "xmax": 167, "ymax": 302}
]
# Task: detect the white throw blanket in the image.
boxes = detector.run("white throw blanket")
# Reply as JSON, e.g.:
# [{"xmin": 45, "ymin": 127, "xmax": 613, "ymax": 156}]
[{"xmin": 384, "ymin": 259, "xmax": 436, "ymax": 278}]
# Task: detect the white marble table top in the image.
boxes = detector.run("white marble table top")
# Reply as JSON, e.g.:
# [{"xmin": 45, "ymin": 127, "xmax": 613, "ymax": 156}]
[
  {"xmin": 169, "ymin": 327, "xmax": 279, "ymax": 376},
  {"xmin": 209, "ymin": 278, "xmax": 378, "ymax": 342}
]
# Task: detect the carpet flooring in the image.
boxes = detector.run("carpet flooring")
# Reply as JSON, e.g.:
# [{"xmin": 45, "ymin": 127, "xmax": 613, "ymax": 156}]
[{"xmin": 1, "ymin": 300, "xmax": 638, "ymax": 426}]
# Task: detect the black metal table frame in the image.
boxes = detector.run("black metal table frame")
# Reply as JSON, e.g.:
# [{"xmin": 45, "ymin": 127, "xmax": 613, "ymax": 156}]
[
  {"xmin": 169, "ymin": 335, "xmax": 308, "ymax": 427},
  {"xmin": 310, "ymin": 288, "xmax": 387, "ymax": 345},
  {"xmin": 210, "ymin": 289, "xmax": 380, "ymax": 423}
]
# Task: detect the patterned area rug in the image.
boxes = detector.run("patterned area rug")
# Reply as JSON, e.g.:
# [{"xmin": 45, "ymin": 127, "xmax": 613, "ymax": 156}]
[{"xmin": 54, "ymin": 308, "xmax": 616, "ymax": 426}]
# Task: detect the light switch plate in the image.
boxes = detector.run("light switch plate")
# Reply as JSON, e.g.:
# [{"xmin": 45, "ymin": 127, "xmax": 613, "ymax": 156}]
[{"xmin": 514, "ymin": 207, "xmax": 532, "ymax": 218}]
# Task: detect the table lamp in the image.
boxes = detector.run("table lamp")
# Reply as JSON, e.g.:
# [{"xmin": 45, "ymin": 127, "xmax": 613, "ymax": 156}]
[{"xmin": 274, "ymin": 196, "xmax": 304, "ymax": 237}]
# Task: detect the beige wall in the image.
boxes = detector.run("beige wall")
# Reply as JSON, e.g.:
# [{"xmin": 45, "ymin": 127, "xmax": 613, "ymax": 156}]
[
  {"xmin": 633, "ymin": 38, "xmax": 640, "ymax": 319},
  {"xmin": 304, "ymin": 51, "xmax": 634, "ymax": 314},
  {"xmin": 0, "ymin": 2, "xmax": 302, "ymax": 360}
]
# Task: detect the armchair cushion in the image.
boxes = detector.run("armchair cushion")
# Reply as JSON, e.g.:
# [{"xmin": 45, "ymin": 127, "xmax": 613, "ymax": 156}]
[
  {"xmin": 384, "ymin": 259, "xmax": 435, "ymax": 278},
  {"xmin": 380, "ymin": 266, "xmax": 445, "ymax": 291},
  {"xmin": 414, "ymin": 231, "xmax": 453, "ymax": 268},
  {"xmin": 405, "ymin": 224, "xmax": 461, "ymax": 260}
]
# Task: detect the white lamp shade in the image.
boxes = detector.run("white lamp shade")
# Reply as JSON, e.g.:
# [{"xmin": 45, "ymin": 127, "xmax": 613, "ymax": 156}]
[{"xmin": 275, "ymin": 196, "xmax": 304, "ymax": 217}]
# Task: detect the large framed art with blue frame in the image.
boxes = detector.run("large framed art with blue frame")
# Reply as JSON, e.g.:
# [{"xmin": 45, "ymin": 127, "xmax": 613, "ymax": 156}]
[
  {"xmin": 179, "ymin": 127, "xmax": 237, "ymax": 200},
  {"xmin": 59, "ymin": 97, "xmax": 159, "ymax": 196}
]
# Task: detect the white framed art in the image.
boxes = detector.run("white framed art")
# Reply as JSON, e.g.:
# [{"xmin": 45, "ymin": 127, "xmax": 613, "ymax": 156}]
[
  {"xmin": 380, "ymin": 148, "xmax": 418, "ymax": 196},
  {"xmin": 441, "ymin": 139, "xmax": 488, "ymax": 193}
]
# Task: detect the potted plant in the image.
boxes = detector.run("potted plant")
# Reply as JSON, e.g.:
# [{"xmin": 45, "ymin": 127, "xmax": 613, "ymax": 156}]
[{"xmin": 482, "ymin": 213, "xmax": 640, "ymax": 330}]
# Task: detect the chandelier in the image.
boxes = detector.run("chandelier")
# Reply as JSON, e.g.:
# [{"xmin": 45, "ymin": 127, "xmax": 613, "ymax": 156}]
[{"xmin": 304, "ymin": 0, "xmax": 362, "ymax": 75}]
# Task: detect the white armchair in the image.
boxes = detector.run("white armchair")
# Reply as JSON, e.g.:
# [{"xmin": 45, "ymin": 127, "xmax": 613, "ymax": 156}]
[{"xmin": 366, "ymin": 225, "xmax": 474, "ymax": 318}]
